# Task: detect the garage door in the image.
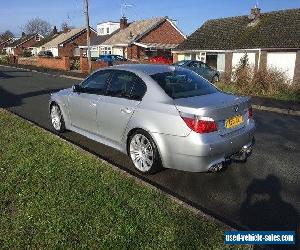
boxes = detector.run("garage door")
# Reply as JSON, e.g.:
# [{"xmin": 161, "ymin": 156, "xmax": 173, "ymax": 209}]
[
  {"xmin": 232, "ymin": 52, "xmax": 256, "ymax": 69},
  {"xmin": 267, "ymin": 52, "xmax": 296, "ymax": 80}
]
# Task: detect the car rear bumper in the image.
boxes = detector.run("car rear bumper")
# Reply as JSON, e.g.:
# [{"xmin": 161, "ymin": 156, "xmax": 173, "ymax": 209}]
[{"xmin": 151, "ymin": 120, "xmax": 255, "ymax": 172}]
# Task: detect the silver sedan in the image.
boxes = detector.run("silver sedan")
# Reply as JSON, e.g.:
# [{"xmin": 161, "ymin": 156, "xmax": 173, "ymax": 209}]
[{"xmin": 49, "ymin": 64, "xmax": 255, "ymax": 174}]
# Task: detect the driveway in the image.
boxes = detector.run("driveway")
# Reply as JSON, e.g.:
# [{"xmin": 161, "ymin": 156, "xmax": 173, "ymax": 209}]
[{"xmin": 1, "ymin": 65, "xmax": 299, "ymax": 240}]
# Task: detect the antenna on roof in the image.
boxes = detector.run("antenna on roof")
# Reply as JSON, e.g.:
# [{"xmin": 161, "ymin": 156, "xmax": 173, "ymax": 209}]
[{"xmin": 121, "ymin": 0, "xmax": 133, "ymax": 18}]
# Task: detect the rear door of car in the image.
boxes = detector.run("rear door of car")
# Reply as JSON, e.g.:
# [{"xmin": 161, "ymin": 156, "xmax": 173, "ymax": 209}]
[{"xmin": 97, "ymin": 70, "xmax": 146, "ymax": 144}]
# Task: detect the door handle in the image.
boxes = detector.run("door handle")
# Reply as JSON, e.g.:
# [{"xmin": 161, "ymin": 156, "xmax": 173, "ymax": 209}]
[
  {"xmin": 121, "ymin": 107, "xmax": 133, "ymax": 114},
  {"xmin": 89, "ymin": 101, "xmax": 97, "ymax": 107}
]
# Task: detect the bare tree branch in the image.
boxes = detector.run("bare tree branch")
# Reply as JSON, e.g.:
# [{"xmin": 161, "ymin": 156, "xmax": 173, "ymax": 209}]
[{"xmin": 22, "ymin": 18, "xmax": 51, "ymax": 36}]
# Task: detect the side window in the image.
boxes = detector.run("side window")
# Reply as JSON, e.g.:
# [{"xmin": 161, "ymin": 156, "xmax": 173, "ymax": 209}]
[
  {"xmin": 107, "ymin": 71, "xmax": 146, "ymax": 100},
  {"xmin": 81, "ymin": 70, "xmax": 111, "ymax": 94}
]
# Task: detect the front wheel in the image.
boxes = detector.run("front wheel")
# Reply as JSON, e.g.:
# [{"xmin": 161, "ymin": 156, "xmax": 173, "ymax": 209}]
[
  {"xmin": 128, "ymin": 130, "xmax": 162, "ymax": 174},
  {"xmin": 50, "ymin": 104, "xmax": 66, "ymax": 132}
]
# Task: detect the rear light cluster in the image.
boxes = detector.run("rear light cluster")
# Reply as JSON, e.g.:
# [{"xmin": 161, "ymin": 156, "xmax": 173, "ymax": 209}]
[
  {"xmin": 182, "ymin": 116, "xmax": 218, "ymax": 134},
  {"xmin": 248, "ymin": 106, "xmax": 253, "ymax": 118}
]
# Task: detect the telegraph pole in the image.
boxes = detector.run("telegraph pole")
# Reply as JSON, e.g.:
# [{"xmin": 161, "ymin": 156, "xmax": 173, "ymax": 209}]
[{"xmin": 83, "ymin": 0, "xmax": 92, "ymax": 73}]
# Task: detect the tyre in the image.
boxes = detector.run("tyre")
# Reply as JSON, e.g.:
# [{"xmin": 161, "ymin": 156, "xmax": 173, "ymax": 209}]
[
  {"xmin": 50, "ymin": 103, "xmax": 66, "ymax": 132},
  {"xmin": 128, "ymin": 130, "xmax": 162, "ymax": 174},
  {"xmin": 212, "ymin": 75, "xmax": 219, "ymax": 83}
]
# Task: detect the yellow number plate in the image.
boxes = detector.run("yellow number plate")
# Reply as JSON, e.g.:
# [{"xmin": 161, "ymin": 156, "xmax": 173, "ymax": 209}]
[{"xmin": 225, "ymin": 115, "xmax": 243, "ymax": 129}]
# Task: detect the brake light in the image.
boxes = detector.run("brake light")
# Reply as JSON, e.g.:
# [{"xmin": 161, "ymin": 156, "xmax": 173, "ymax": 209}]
[
  {"xmin": 182, "ymin": 116, "xmax": 218, "ymax": 134},
  {"xmin": 248, "ymin": 107, "xmax": 253, "ymax": 118}
]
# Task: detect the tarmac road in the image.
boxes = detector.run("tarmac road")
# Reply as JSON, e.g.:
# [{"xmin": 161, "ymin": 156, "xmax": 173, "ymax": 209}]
[{"xmin": 1, "ymin": 66, "xmax": 299, "ymax": 248}]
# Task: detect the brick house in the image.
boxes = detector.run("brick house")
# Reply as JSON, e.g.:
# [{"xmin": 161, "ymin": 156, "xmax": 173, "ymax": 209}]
[
  {"xmin": 5, "ymin": 33, "xmax": 44, "ymax": 56},
  {"xmin": 172, "ymin": 8, "xmax": 300, "ymax": 84},
  {"xmin": 101, "ymin": 16, "xmax": 186, "ymax": 60},
  {"xmin": 40, "ymin": 27, "xmax": 97, "ymax": 57},
  {"xmin": 0, "ymin": 37, "xmax": 19, "ymax": 54}
]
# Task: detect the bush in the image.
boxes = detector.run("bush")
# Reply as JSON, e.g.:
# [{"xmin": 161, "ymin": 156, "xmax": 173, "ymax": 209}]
[
  {"xmin": 217, "ymin": 57, "xmax": 300, "ymax": 102},
  {"xmin": 22, "ymin": 50, "xmax": 32, "ymax": 57},
  {"xmin": 0, "ymin": 55, "xmax": 9, "ymax": 64},
  {"xmin": 70, "ymin": 58, "xmax": 80, "ymax": 70}
]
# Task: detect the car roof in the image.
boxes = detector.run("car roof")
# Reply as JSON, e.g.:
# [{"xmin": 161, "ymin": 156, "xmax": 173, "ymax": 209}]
[{"xmin": 111, "ymin": 64, "xmax": 176, "ymax": 75}]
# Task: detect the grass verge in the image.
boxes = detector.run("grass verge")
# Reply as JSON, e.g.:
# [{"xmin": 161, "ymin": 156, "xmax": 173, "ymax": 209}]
[{"xmin": 0, "ymin": 109, "xmax": 252, "ymax": 249}]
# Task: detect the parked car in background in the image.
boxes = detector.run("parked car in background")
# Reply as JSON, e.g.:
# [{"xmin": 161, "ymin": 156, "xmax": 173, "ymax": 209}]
[
  {"xmin": 149, "ymin": 56, "xmax": 172, "ymax": 64},
  {"xmin": 173, "ymin": 60, "xmax": 220, "ymax": 83},
  {"xmin": 96, "ymin": 54, "xmax": 127, "ymax": 63},
  {"xmin": 49, "ymin": 64, "xmax": 255, "ymax": 174},
  {"xmin": 37, "ymin": 50, "xmax": 53, "ymax": 57}
]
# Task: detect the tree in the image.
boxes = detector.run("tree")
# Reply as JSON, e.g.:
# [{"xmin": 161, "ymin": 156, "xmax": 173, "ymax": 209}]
[
  {"xmin": 61, "ymin": 22, "xmax": 74, "ymax": 31},
  {"xmin": 22, "ymin": 18, "xmax": 51, "ymax": 36},
  {"xmin": 0, "ymin": 30, "xmax": 14, "ymax": 41}
]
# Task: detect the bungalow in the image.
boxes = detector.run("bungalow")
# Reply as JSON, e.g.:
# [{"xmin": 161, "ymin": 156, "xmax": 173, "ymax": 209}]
[
  {"xmin": 0, "ymin": 37, "xmax": 19, "ymax": 54},
  {"xmin": 101, "ymin": 16, "xmax": 186, "ymax": 60},
  {"xmin": 5, "ymin": 33, "xmax": 44, "ymax": 56},
  {"xmin": 31, "ymin": 26, "xmax": 61, "ymax": 56},
  {"xmin": 40, "ymin": 27, "xmax": 97, "ymax": 57},
  {"xmin": 172, "ymin": 7, "xmax": 300, "ymax": 83}
]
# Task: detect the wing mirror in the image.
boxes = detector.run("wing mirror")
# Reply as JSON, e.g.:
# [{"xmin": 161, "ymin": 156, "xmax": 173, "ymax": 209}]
[{"xmin": 72, "ymin": 84, "xmax": 82, "ymax": 93}]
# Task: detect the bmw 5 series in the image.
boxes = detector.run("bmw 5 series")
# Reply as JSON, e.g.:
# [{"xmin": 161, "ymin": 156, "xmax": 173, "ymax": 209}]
[{"xmin": 49, "ymin": 64, "xmax": 255, "ymax": 174}]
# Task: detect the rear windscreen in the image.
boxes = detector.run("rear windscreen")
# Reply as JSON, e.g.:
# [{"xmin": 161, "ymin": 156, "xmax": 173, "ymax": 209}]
[{"xmin": 151, "ymin": 70, "xmax": 217, "ymax": 99}]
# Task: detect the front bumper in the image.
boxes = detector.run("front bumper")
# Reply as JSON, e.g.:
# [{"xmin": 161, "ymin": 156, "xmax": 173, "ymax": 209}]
[{"xmin": 151, "ymin": 120, "xmax": 255, "ymax": 172}]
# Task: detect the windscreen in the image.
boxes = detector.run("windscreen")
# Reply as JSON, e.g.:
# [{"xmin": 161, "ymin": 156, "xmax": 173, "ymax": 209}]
[{"xmin": 151, "ymin": 70, "xmax": 217, "ymax": 99}]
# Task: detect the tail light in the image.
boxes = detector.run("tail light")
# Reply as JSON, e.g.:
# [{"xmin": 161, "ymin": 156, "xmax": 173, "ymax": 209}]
[
  {"xmin": 248, "ymin": 106, "xmax": 253, "ymax": 118},
  {"xmin": 181, "ymin": 115, "xmax": 217, "ymax": 134}
]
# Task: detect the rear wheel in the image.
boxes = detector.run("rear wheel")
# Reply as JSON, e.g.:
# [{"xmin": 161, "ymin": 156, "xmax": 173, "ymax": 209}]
[
  {"xmin": 50, "ymin": 104, "xmax": 66, "ymax": 132},
  {"xmin": 129, "ymin": 130, "xmax": 162, "ymax": 174}
]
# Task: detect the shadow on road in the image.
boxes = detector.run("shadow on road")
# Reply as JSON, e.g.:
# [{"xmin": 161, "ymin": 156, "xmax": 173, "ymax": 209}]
[
  {"xmin": 0, "ymin": 86, "xmax": 63, "ymax": 109},
  {"xmin": 240, "ymin": 175, "xmax": 299, "ymax": 250},
  {"xmin": 0, "ymin": 70, "xmax": 31, "ymax": 79}
]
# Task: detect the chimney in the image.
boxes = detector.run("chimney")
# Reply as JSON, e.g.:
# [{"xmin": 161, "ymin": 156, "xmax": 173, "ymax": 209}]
[
  {"xmin": 249, "ymin": 5, "xmax": 261, "ymax": 20},
  {"xmin": 21, "ymin": 32, "xmax": 26, "ymax": 37},
  {"xmin": 52, "ymin": 26, "xmax": 58, "ymax": 34},
  {"xmin": 120, "ymin": 17, "xmax": 128, "ymax": 29}
]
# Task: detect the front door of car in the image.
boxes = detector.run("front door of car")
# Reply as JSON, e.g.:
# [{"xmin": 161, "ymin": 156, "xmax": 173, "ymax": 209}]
[
  {"xmin": 97, "ymin": 70, "xmax": 146, "ymax": 144},
  {"xmin": 68, "ymin": 70, "xmax": 112, "ymax": 134}
]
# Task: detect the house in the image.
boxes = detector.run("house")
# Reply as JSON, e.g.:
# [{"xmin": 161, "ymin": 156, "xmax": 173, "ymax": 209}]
[
  {"xmin": 40, "ymin": 27, "xmax": 97, "ymax": 57},
  {"xmin": 79, "ymin": 22, "xmax": 120, "ymax": 57},
  {"xmin": 5, "ymin": 33, "xmax": 44, "ymax": 56},
  {"xmin": 97, "ymin": 21, "xmax": 120, "ymax": 36},
  {"xmin": 31, "ymin": 26, "xmax": 61, "ymax": 56},
  {"xmin": 0, "ymin": 37, "xmax": 19, "ymax": 54},
  {"xmin": 101, "ymin": 16, "xmax": 186, "ymax": 60},
  {"xmin": 172, "ymin": 7, "xmax": 300, "ymax": 83}
]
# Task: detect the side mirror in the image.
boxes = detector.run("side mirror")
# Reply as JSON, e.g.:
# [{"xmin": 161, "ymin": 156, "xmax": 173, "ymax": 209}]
[{"xmin": 72, "ymin": 84, "xmax": 82, "ymax": 93}]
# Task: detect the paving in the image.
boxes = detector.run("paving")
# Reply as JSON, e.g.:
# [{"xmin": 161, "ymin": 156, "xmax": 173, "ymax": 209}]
[{"xmin": 1, "ymin": 65, "xmax": 299, "ymax": 247}]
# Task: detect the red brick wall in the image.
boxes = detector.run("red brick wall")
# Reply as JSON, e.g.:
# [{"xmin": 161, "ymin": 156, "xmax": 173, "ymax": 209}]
[
  {"xmin": 139, "ymin": 20, "xmax": 185, "ymax": 44},
  {"xmin": 127, "ymin": 45, "xmax": 145, "ymax": 60},
  {"xmin": 18, "ymin": 57, "xmax": 38, "ymax": 66},
  {"xmin": 224, "ymin": 52, "xmax": 233, "ymax": 78},
  {"xmin": 80, "ymin": 57, "xmax": 109, "ymax": 73},
  {"xmin": 37, "ymin": 57, "xmax": 70, "ymax": 71},
  {"xmin": 58, "ymin": 30, "xmax": 97, "ymax": 57}
]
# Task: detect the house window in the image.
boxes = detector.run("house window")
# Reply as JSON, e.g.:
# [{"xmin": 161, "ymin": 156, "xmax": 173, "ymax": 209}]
[
  {"xmin": 106, "ymin": 27, "xmax": 109, "ymax": 34},
  {"xmin": 100, "ymin": 46, "xmax": 112, "ymax": 55},
  {"xmin": 35, "ymin": 35, "xmax": 40, "ymax": 41}
]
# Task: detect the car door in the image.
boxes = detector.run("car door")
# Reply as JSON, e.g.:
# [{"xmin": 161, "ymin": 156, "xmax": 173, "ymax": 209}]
[
  {"xmin": 97, "ymin": 70, "xmax": 146, "ymax": 143},
  {"xmin": 68, "ymin": 70, "xmax": 112, "ymax": 134}
]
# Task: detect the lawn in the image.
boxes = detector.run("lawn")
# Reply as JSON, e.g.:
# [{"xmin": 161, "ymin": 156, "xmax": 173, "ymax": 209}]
[{"xmin": 0, "ymin": 109, "xmax": 252, "ymax": 249}]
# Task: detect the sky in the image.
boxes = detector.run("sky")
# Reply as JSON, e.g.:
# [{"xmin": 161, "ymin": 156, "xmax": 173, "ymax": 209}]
[{"xmin": 0, "ymin": 0, "xmax": 299, "ymax": 36}]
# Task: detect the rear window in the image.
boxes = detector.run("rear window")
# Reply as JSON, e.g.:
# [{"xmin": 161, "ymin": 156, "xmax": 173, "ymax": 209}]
[{"xmin": 151, "ymin": 70, "xmax": 217, "ymax": 99}]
